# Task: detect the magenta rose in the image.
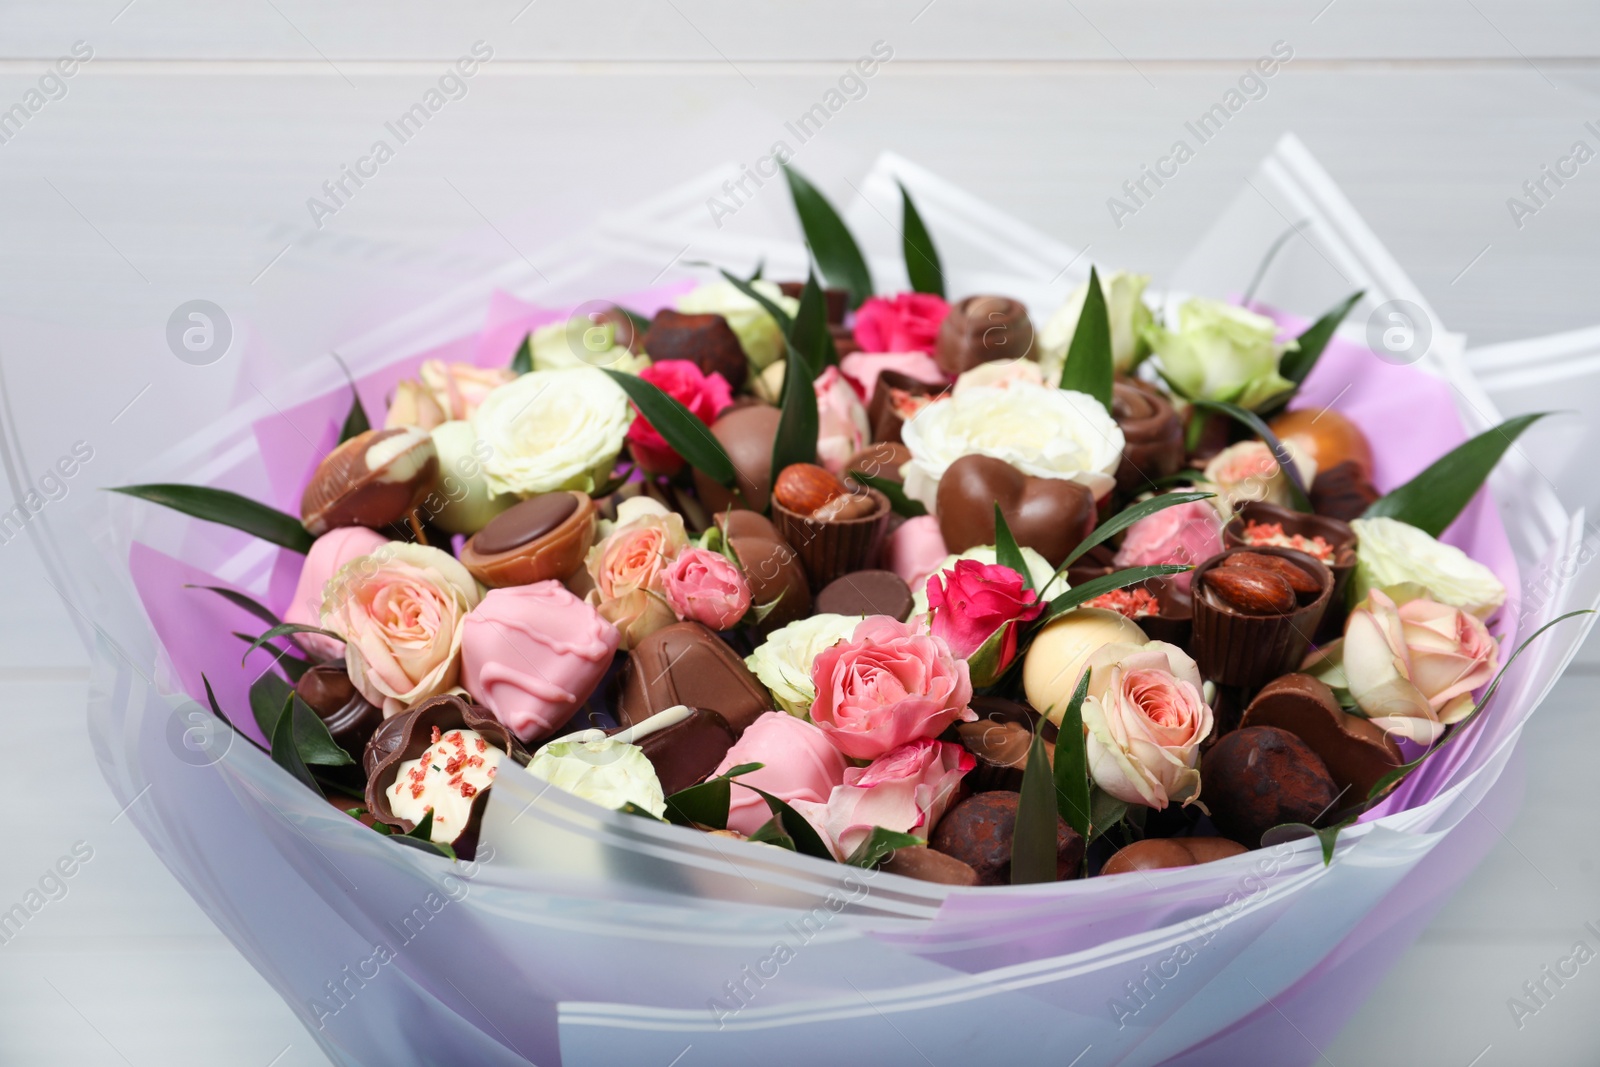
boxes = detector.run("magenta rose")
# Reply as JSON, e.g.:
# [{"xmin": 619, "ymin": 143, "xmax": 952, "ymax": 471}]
[
  {"xmin": 819, "ymin": 739, "xmax": 974, "ymax": 859},
  {"xmin": 713, "ymin": 712, "xmax": 850, "ymax": 836},
  {"xmin": 808, "ymin": 616, "xmax": 975, "ymax": 760},
  {"xmin": 1112, "ymin": 494, "xmax": 1224, "ymax": 593},
  {"xmin": 661, "ymin": 547, "xmax": 752, "ymax": 631},
  {"xmin": 853, "ymin": 292, "xmax": 951, "ymax": 354},
  {"xmin": 624, "ymin": 359, "xmax": 733, "ymax": 474},
  {"xmin": 926, "ymin": 559, "xmax": 1045, "ymax": 667}
]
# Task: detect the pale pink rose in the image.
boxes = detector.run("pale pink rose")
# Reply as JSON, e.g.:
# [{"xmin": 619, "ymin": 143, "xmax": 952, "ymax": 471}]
[
  {"xmin": 1112, "ymin": 494, "xmax": 1224, "ymax": 593},
  {"xmin": 287, "ymin": 527, "xmax": 392, "ymax": 659},
  {"xmin": 885, "ymin": 515, "xmax": 949, "ymax": 592},
  {"xmin": 320, "ymin": 543, "xmax": 482, "ymax": 716},
  {"xmin": 662, "ymin": 547, "xmax": 752, "ymax": 630},
  {"xmin": 853, "ymin": 292, "xmax": 950, "ymax": 354},
  {"xmin": 925, "ymin": 559, "xmax": 1043, "ymax": 667},
  {"xmin": 814, "ymin": 366, "xmax": 872, "ymax": 474},
  {"xmin": 838, "ymin": 351, "xmax": 947, "ymax": 402},
  {"xmin": 1342, "ymin": 589, "xmax": 1499, "ymax": 745},
  {"xmin": 713, "ymin": 712, "xmax": 850, "ymax": 836},
  {"xmin": 1079, "ymin": 640, "xmax": 1212, "ymax": 809},
  {"xmin": 809, "ymin": 616, "xmax": 975, "ymax": 760},
  {"xmin": 419, "ymin": 360, "xmax": 517, "ymax": 421},
  {"xmin": 819, "ymin": 739, "xmax": 973, "ymax": 860},
  {"xmin": 953, "ymin": 361, "xmax": 1045, "ymax": 393},
  {"xmin": 584, "ymin": 503, "xmax": 689, "ymax": 649},
  {"xmin": 384, "ymin": 379, "xmax": 446, "ymax": 431},
  {"xmin": 1202, "ymin": 440, "xmax": 1315, "ymax": 517}
]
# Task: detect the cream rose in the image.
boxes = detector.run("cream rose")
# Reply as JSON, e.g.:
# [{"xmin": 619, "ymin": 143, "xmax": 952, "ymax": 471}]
[
  {"xmin": 1350, "ymin": 516, "xmax": 1506, "ymax": 618},
  {"xmin": 1039, "ymin": 269, "xmax": 1154, "ymax": 381},
  {"xmin": 529, "ymin": 316, "xmax": 651, "ymax": 375},
  {"xmin": 472, "ymin": 367, "xmax": 633, "ymax": 497},
  {"xmin": 900, "ymin": 381, "xmax": 1125, "ymax": 511},
  {"xmin": 320, "ymin": 542, "xmax": 482, "ymax": 717},
  {"xmin": 1145, "ymin": 297, "xmax": 1294, "ymax": 410},
  {"xmin": 526, "ymin": 738, "xmax": 666, "ymax": 817},
  {"xmin": 676, "ymin": 280, "xmax": 799, "ymax": 371},
  {"xmin": 584, "ymin": 497, "xmax": 690, "ymax": 649},
  {"xmin": 746, "ymin": 613, "xmax": 865, "ymax": 717},
  {"xmin": 1078, "ymin": 640, "xmax": 1213, "ymax": 810}
]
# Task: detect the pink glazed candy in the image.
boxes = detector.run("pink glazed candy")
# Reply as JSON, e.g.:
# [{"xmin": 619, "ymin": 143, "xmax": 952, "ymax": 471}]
[
  {"xmin": 713, "ymin": 711, "xmax": 850, "ymax": 836},
  {"xmin": 461, "ymin": 581, "xmax": 621, "ymax": 743},
  {"xmin": 286, "ymin": 526, "xmax": 392, "ymax": 659},
  {"xmin": 886, "ymin": 514, "xmax": 949, "ymax": 594}
]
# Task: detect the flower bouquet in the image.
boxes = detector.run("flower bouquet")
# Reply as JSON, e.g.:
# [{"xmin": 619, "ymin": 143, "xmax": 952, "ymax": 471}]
[{"xmin": 83, "ymin": 154, "xmax": 1597, "ymax": 1065}]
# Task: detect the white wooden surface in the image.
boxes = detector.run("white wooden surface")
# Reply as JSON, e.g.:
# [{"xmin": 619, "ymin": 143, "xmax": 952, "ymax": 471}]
[{"xmin": 2, "ymin": 5, "xmax": 1600, "ymax": 1064}]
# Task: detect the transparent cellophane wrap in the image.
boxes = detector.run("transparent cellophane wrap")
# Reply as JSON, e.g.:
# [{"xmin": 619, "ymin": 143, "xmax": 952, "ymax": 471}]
[{"xmin": 38, "ymin": 145, "xmax": 1599, "ymax": 1065}]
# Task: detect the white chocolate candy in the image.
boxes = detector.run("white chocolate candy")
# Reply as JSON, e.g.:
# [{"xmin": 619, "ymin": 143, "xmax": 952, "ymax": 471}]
[{"xmin": 386, "ymin": 727, "xmax": 503, "ymax": 844}]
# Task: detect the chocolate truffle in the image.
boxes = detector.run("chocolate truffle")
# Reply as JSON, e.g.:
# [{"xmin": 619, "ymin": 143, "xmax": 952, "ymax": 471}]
[
  {"xmin": 1202, "ymin": 726, "xmax": 1338, "ymax": 848},
  {"xmin": 459, "ymin": 491, "xmax": 597, "ymax": 588},
  {"xmin": 929, "ymin": 791, "xmax": 1084, "ymax": 885},
  {"xmin": 643, "ymin": 308, "xmax": 748, "ymax": 389},
  {"xmin": 881, "ymin": 846, "xmax": 981, "ymax": 886},
  {"xmin": 814, "ymin": 570, "xmax": 913, "ymax": 621},
  {"xmin": 933, "ymin": 296, "xmax": 1035, "ymax": 377},
  {"xmin": 629, "ymin": 707, "xmax": 739, "ymax": 796},
  {"xmin": 935, "ymin": 454, "xmax": 1096, "ymax": 566},
  {"xmin": 1309, "ymin": 460, "xmax": 1381, "ymax": 522},
  {"xmin": 715, "ymin": 510, "xmax": 811, "ymax": 630},
  {"xmin": 1100, "ymin": 836, "xmax": 1247, "ymax": 876},
  {"xmin": 617, "ymin": 622, "xmax": 770, "ymax": 736},
  {"xmin": 295, "ymin": 664, "xmax": 382, "ymax": 754},
  {"xmin": 693, "ymin": 404, "xmax": 780, "ymax": 513},
  {"xmin": 1240, "ymin": 674, "xmax": 1401, "ymax": 800},
  {"xmin": 1111, "ymin": 379, "xmax": 1185, "ymax": 494},
  {"xmin": 300, "ymin": 427, "xmax": 440, "ymax": 536}
]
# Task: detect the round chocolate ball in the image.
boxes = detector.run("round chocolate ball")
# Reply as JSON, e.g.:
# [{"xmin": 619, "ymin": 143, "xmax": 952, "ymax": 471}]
[
  {"xmin": 1202, "ymin": 726, "xmax": 1338, "ymax": 848},
  {"xmin": 693, "ymin": 404, "xmax": 780, "ymax": 513},
  {"xmin": 929, "ymin": 791, "xmax": 1084, "ymax": 885}
]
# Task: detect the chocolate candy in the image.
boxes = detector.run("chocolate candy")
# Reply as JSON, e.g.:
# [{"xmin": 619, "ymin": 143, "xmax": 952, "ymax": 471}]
[
  {"xmin": 844, "ymin": 442, "xmax": 912, "ymax": 485},
  {"xmin": 300, "ymin": 427, "xmax": 440, "ymax": 536},
  {"xmin": 1190, "ymin": 546, "xmax": 1333, "ymax": 691},
  {"xmin": 933, "ymin": 296, "xmax": 1035, "ymax": 377},
  {"xmin": 1100, "ymin": 836, "xmax": 1247, "ymax": 876},
  {"xmin": 868, "ymin": 370, "xmax": 945, "ymax": 444},
  {"xmin": 814, "ymin": 569, "xmax": 913, "ymax": 621},
  {"xmin": 295, "ymin": 664, "xmax": 382, "ymax": 754},
  {"xmin": 616, "ymin": 622, "xmax": 770, "ymax": 736},
  {"xmin": 459, "ymin": 491, "xmax": 596, "ymax": 588},
  {"xmin": 629, "ymin": 707, "xmax": 738, "ymax": 796},
  {"xmin": 969, "ymin": 695, "xmax": 1046, "ymax": 734},
  {"xmin": 642, "ymin": 309, "xmax": 748, "ymax": 389},
  {"xmin": 1241, "ymin": 674, "xmax": 1401, "ymax": 800},
  {"xmin": 1202, "ymin": 726, "xmax": 1338, "ymax": 848},
  {"xmin": 1111, "ymin": 379, "xmax": 1185, "ymax": 494},
  {"xmin": 881, "ymin": 845, "xmax": 981, "ymax": 886},
  {"xmin": 929, "ymin": 791, "xmax": 1084, "ymax": 885},
  {"xmin": 715, "ymin": 510, "xmax": 811, "ymax": 630},
  {"xmin": 935, "ymin": 453, "xmax": 1096, "ymax": 566},
  {"xmin": 955, "ymin": 719, "xmax": 1046, "ymax": 793},
  {"xmin": 1309, "ymin": 460, "xmax": 1381, "ymax": 522},
  {"xmin": 1269, "ymin": 407, "xmax": 1374, "ymax": 479},
  {"xmin": 771, "ymin": 485, "xmax": 891, "ymax": 590},
  {"xmin": 364, "ymin": 712, "xmax": 409, "ymax": 778},
  {"xmin": 693, "ymin": 404, "xmax": 780, "ymax": 513}
]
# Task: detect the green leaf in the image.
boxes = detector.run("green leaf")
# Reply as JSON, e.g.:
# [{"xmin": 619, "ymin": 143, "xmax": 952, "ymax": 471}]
[
  {"xmin": 845, "ymin": 827, "xmax": 923, "ymax": 869},
  {"xmin": 391, "ymin": 810, "xmax": 457, "ymax": 859},
  {"xmin": 848, "ymin": 470, "xmax": 926, "ymax": 518},
  {"xmin": 789, "ymin": 270, "xmax": 839, "ymax": 374},
  {"xmin": 241, "ymin": 623, "xmax": 344, "ymax": 666},
  {"xmin": 1042, "ymin": 564, "xmax": 1191, "ymax": 623},
  {"xmin": 1189, "ymin": 399, "xmax": 1312, "ymax": 512},
  {"xmin": 1052, "ymin": 670, "xmax": 1093, "ymax": 839},
  {"xmin": 270, "ymin": 696, "xmax": 321, "ymax": 795},
  {"xmin": 1058, "ymin": 265, "xmax": 1114, "ymax": 413},
  {"xmin": 619, "ymin": 801, "xmax": 668, "ymax": 822},
  {"xmin": 234, "ymin": 632, "xmax": 311, "ymax": 681},
  {"xmin": 747, "ymin": 815, "xmax": 797, "ymax": 851},
  {"xmin": 406, "ymin": 810, "xmax": 435, "ymax": 840},
  {"xmin": 109, "ymin": 484, "xmax": 314, "ymax": 554},
  {"xmin": 1087, "ymin": 789, "xmax": 1127, "ymax": 843},
  {"xmin": 199, "ymin": 673, "xmax": 258, "ymax": 752},
  {"xmin": 664, "ymin": 776, "xmax": 732, "ymax": 829},
  {"xmin": 290, "ymin": 694, "xmax": 355, "ymax": 767},
  {"xmin": 993, "ymin": 506, "xmax": 1030, "ymax": 591},
  {"xmin": 782, "ymin": 164, "xmax": 873, "ymax": 308},
  {"xmin": 898, "ymin": 180, "xmax": 944, "ymax": 299},
  {"xmin": 1279, "ymin": 291, "xmax": 1363, "ymax": 387},
  {"xmin": 1011, "ymin": 730, "xmax": 1060, "ymax": 884},
  {"xmin": 187, "ymin": 584, "xmax": 281, "ymax": 628},
  {"xmin": 510, "ymin": 331, "xmax": 533, "ymax": 375},
  {"xmin": 746, "ymin": 258, "xmax": 765, "ymax": 282},
  {"xmin": 963, "ymin": 623, "xmax": 1014, "ymax": 689},
  {"xmin": 769, "ymin": 338, "xmax": 819, "ymax": 500},
  {"xmin": 249, "ymin": 671, "xmax": 294, "ymax": 741},
  {"xmin": 1059, "ymin": 489, "xmax": 1213, "ymax": 572},
  {"xmin": 1362, "ymin": 413, "xmax": 1550, "ymax": 537},
  {"xmin": 1263, "ymin": 821, "xmax": 1350, "ymax": 866},
  {"xmin": 617, "ymin": 307, "xmax": 653, "ymax": 337},
  {"xmin": 745, "ymin": 785, "xmax": 834, "ymax": 861},
  {"xmin": 717, "ymin": 267, "xmax": 794, "ymax": 335},
  {"xmin": 331, "ymin": 353, "xmax": 371, "ymax": 444},
  {"xmin": 601, "ymin": 368, "xmax": 737, "ymax": 487}
]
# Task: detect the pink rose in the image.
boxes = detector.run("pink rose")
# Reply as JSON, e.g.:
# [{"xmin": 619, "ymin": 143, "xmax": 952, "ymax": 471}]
[
  {"xmin": 320, "ymin": 542, "xmax": 482, "ymax": 716},
  {"xmin": 1342, "ymin": 590, "xmax": 1499, "ymax": 745},
  {"xmin": 1203, "ymin": 440, "xmax": 1313, "ymax": 516},
  {"xmin": 584, "ymin": 499, "xmax": 689, "ymax": 649},
  {"xmin": 624, "ymin": 360, "xmax": 733, "ymax": 475},
  {"xmin": 383, "ymin": 379, "xmax": 446, "ymax": 431},
  {"xmin": 885, "ymin": 515, "xmax": 949, "ymax": 593},
  {"xmin": 713, "ymin": 712, "xmax": 850, "ymax": 836},
  {"xmin": 819, "ymin": 739, "xmax": 973, "ymax": 859},
  {"xmin": 926, "ymin": 559, "xmax": 1044, "ymax": 667},
  {"xmin": 286, "ymin": 527, "xmax": 392, "ymax": 659},
  {"xmin": 853, "ymin": 292, "xmax": 951, "ymax": 354},
  {"xmin": 813, "ymin": 366, "xmax": 871, "ymax": 475},
  {"xmin": 1079, "ymin": 641, "xmax": 1213, "ymax": 809},
  {"xmin": 809, "ymin": 616, "xmax": 975, "ymax": 760},
  {"xmin": 1112, "ymin": 494, "xmax": 1224, "ymax": 593},
  {"xmin": 661, "ymin": 547, "xmax": 752, "ymax": 631},
  {"xmin": 838, "ymin": 351, "xmax": 947, "ymax": 402},
  {"xmin": 419, "ymin": 360, "xmax": 516, "ymax": 421}
]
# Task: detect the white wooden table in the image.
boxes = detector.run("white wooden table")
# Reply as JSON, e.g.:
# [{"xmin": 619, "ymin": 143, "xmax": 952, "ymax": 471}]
[{"xmin": 2, "ymin": 4, "xmax": 1598, "ymax": 1063}]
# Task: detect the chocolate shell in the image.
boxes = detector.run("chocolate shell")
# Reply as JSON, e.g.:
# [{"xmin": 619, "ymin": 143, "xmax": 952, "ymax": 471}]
[
  {"xmin": 935, "ymin": 454, "xmax": 1096, "ymax": 566},
  {"xmin": 1111, "ymin": 379, "xmax": 1184, "ymax": 494},
  {"xmin": 295, "ymin": 664, "xmax": 383, "ymax": 755},
  {"xmin": 642, "ymin": 309, "xmax": 748, "ymax": 390},
  {"xmin": 300, "ymin": 427, "xmax": 440, "ymax": 536},
  {"xmin": 693, "ymin": 404, "xmax": 780, "ymax": 513},
  {"xmin": 771, "ymin": 487, "xmax": 891, "ymax": 590},
  {"xmin": 933, "ymin": 296, "xmax": 1035, "ymax": 377},
  {"xmin": 616, "ymin": 622, "xmax": 771, "ymax": 736},
  {"xmin": 1241, "ymin": 674, "xmax": 1400, "ymax": 800},
  {"xmin": 956, "ymin": 719, "xmax": 1048, "ymax": 793},
  {"xmin": 844, "ymin": 442, "xmax": 912, "ymax": 485},
  {"xmin": 715, "ymin": 510, "xmax": 811, "ymax": 630},
  {"xmin": 867, "ymin": 370, "xmax": 946, "ymax": 445},
  {"xmin": 628, "ymin": 707, "xmax": 738, "ymax": 796},
  {"xmin": 459, "ymin": 491, "xmax": 596, "ymax": 588},
  {"xmin": 929, "ymin": 791, "xmax": 1083, "ymax": 885},
  {"xmin": 1309, "ymin": 460, "xmax": 1381, "ymax": 523},
  {"xmin": 1223, "ymin": 501, "xmax": 1356, "ymax": 641},
  {"xmin": 1190, "ymin": 546, "xmax": 1333, "ymax": 693}
]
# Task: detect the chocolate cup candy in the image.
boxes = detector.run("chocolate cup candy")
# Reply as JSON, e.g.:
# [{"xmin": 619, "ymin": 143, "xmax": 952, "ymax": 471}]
[
  {"xmin": 616, "ymin": 622, "xmax": 771, "ymax": 736},
  {"xmin": 1111, "ymin": 379, "xmax": 1184, "ymax": 495},
  {"xmin": 814, "ymin": 569, "xmax": 913, "ymax": 621},
  {"xmin": 692, "ymin": 404, "xmax": 781, "ymax": 513},
  {"xmin": 1241, "ymin": 674, "xmax": 1401, "ymax": 800},
  {"xmin": 771, "ymin": 487, "xmax": 891, "ymax": 591},
  {"xmin": 881, "ymin": 846, "xmax": 981, "ymax": 886},
  {"xmin": 935, "ymin": 454, "xmax": 1096, "ymax": 567},
  {"xmin": 627, "ymin": 707, "xmax": 738, "ymax": 797},
  {"xmin": 459, "ymin": 491, "xmax": 596, "ymax": 588},
  {"xmin": 1190, "ymin": 546, "xmax": 1333, "ymax": 693},
  {"xmin": 868, "ymin": 370, "xmax": 946, "ymax": 445},
  {"xmin": 1223, "ymin": 501, "xmax": 1356, "ymax": 642},
  {"xmin": 1125, "ymin": 575, "xmax": 1193, "ymax": 648},
  {"xmin": 1202, "ymin": 726, "xmax": 1338, "ymax": 848},
  {"xmin": 301, "ymin": 427, "xmax": 440, "ymax": 536},
  {"xmin": 295, "ymin": 664, "xmax": 383, "ymax": 755},
  {"xmin": 933, "ymin": 295, "xmax": 1035, "ymax": 377},
  {"xmin": 715, "ymin": 510, "xmax": 811, "ymax": 631},
  {"xmin": 642, "ymin": 309, "xmax": 748, "ymax": 390},
  {"xmin": 929, "ymin": 791, "xmax": 1084, "ymax": 885},
  {"xmin": 1100, "ymin": 836, "xmax": 1248, "ymax": 876}
]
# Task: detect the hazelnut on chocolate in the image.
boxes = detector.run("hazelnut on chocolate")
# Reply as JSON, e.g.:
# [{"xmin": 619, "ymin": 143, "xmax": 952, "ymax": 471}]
[{"xmin": 301, "ymin": 427, "xmax": 440, "ymax": 536}]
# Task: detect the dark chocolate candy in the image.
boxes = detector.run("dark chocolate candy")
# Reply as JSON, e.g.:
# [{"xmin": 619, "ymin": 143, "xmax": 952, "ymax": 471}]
[
  {"xmin": 934, "ymin": 295, "xmax": 1035, "ymax": 377},
  {"xmin": 868, "ymin": 370, "xmax": 946, "ymax": 444},
  {"xmin": 471, "ymin": 493, "xmax": 579, "ymax": 555},
  {"xmin": 929, "ymin": 791, "xmax": 1083, "ymax": 885},
  {"xmin": 632, "ymin": 707, "xmax": 738, "ymax": 796},
  {"xmin": 1202, "ymin": 726, "xmax": 1338, "ymax": 849},
  {"xmin": 1309, "ymin": 460, "xmax": 1381, "ymax": 522},
  {"xmin": 715, "ymin": 510, "xmax": 811, "ymax": 630},
  {"xmin": 814, "ymin": 569, "xmax": 913, "ymax": 621},
  {"xmin": 295, "ymin": 664, "xmax": 383, "ymax": 754},
  {"xmin": 1111, "ymin": 379, "xmax": 1184, "ymax": 494},
  {"xmin": 642, "ymin": 309, "xmax": 748, "ymax": 389},
  {"xmin": 1240, "ymin": 674, "xmax": 1400, "ymax": 800},
  {"xmin": 300, "ymin": 427, "xmax": 440, "ymax": 536},
  {"xmin": 617, "ymin": 622, "xmax": 771, "ymax": 736},
  {"xmin": 1100, "ymin": 836, "xmax": 1247, "ymax": 876},
  {"xmin": 935, "ymin": 453, "xmax": 1096, "ymax": 566},
  {"xmin": 693, "ymin": 404, "xmax": 781, "ymax": 513},
  {"xmin": 881, "ymin": 845, "xmax": 981, "ymax": 886}
]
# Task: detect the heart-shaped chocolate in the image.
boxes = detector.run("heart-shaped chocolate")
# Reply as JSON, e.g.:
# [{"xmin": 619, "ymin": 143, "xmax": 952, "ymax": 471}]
[
  {"xmin": 935, "ymin": 454, "xmax": 1095, "ymax": 566},
  {"xmin": 1240, "ymin": 673, "xmax": 1401, "ymax": 800}
]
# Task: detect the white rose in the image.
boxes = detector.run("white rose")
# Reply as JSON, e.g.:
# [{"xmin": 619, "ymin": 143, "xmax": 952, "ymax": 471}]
[
  {"xmin": 676, "ymin": 280, "xmax": 799, "ymax": 371},
  {"xmin": 529, "ymin": 317, "xmax": 650, "ymax": 375},
  {"xmin": 1144, "ymin": 297, "xmax": 1293, "ymax": 410},
  {"xmin": 910, "ymin": 544, "xmax": 1060, "ymax": 617},
  {"xmin": 472, "ymin": 367, "xmax": 633, "ymax": 497},
  {"xmin": 525, "ymin": 738, "xmax": 667, "ymax": 817},
  {"xmin": 427, "ymin": 420, "xmax": 514, "ymax": 535},
  {"xmin": 1039, "ymin": 270, "xmax": 1154, "ymax": 382},
  {"xmin": 900, "ymin": 381, "xmax": 1125, "ymax": 511},
  {"xmin": 1350, "ymin": 517, "xmax": 1507, "ymax": 618},
  {"xmin": 746, "ymin": 613, "xmax": 865, "ymax": 717}
]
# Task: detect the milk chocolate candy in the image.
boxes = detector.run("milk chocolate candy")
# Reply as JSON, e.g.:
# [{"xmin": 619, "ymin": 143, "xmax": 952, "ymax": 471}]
[
  {"xmin": 935, "ymin": 454, "xmax": 1096, "ymax": 566},
  {"xmin": 693, "ymin": 404, "xmax": 780, "ymax": 513},
  {"xmin": 955, "ymin": 719, "xmax": 1049, "ymax": 793},
  {"xmin": 459, "ymin": 491, "xmax": 596, "ymax": 588},
  {"xmin": 1202, "ymin": 726, "xmax": 1338, "ymax": 848},
  {"xmin": 845, "ymin": 442, "xmax": 912, "ymax": 486},
  {"xmin": 814, "ymin": 569, "xmax": 913, "ymax": 621},
  {"xmin": 1135, "ymin": 575, "xmax": 1193, "ymax": 648},
  {"xmin": 1111, "ymin": 379, "xmax": 1184, "ymax": 494},
  {"xmin": 300, "ymin": 427, "xmax": 440, "ymax": 536},
  {"xmin": 295, "ymin": 664, "xmax": 382, "ymax": 754},
  {"xmin": 642, "ymin": 308, "xmax": 748, "ymax": 389},
  {"xmin": 771, "ymin": 487, "xmax": 891, "ymax": 590},
  {"xmin": 1100, "ymin": 836, "xmax": 1247, "ymax": 876},
  {"xmin": 1241, "ymin": 674, "xmax": 1401, "ymax": 800},
  {"xmin": 868, "ymin": 370, "xmax": 945, "ymax": 444},
  {"xmin": 1190, "ymin": 546, "xmax": 1333, "ymax": 692},
  {"xmin": 881, "ymin": 846, "xmax": 981, "ymax": 887},
  {"xmin": 715, "ymin": 510, "xmax": 811, "ymax": 630},
  {"xmin": 631, "ymin": 707, "xmax": 738, "ymax": 796},
  {"xmin": 616, "ymin": 622, "xmax": 770, "ymax": 736},
  {"xmin": 930, "ymin": 791, "xmax": 1083, "ymax": 885},
  {"xmin": 969, "ymin": 695, "xmax": 1045, "ymax": 734},
  {"xmin": 934, "ymin": 295, "xmax": 1035, "ymax": 377}
]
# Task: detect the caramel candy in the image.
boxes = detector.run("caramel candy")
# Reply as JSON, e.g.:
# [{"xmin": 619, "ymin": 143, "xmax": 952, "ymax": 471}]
[
  {"xmin": 934, "ymin": 296, "xmax": 1035, "ymax": 377},
  {"xmin": 1269, "ymin": 407, "xmax": 1374, "ymax": 479},
  {"xmin": 300, "ymin": 427, "xmax": 439, "ymax": 536},
  {"xmin": 642, "ymin": 309, "xmax": 748, "ymax": 389},
  {"xmin": 616, "ymin": 622, "xmax": 770, "ymax": 736},
  {"xmin": 935, "ymin": 454, "xmax": 1096, "ymax": 566},
  {"xmin": 459, "ymin": 491, "xmax": 596, "ymax": 588}
]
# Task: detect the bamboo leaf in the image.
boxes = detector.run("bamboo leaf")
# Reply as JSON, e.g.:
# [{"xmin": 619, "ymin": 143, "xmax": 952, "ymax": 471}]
[
  {"xmin": 662, "ymin": 762, "xmax": 764, "ymax": 829},
  {"xmin": 782, "ymin": 164, "xmax": 873, "ymax": 308},
  {"xmin": 993, "ymin": 506, "xmax": 1030, "ymax": 590},
  {"xmin": 845, "ymin": 827, "xmax": 923, "ymax": 869},
  {"xmin": 241, "ymin": 623, "xmax": 343, "ymax": 666},
  {"xmin": 1042, "ymin": 565, "xmax": 1191, "ymax": 622},
  {"xmin": 1052, "ymin": 670, "xmax": 1093, "ymax": 839},
  {"xmin": 510, "ymin": 331, "xmax": 533, "ymax": 375},
  {"xmin": 601, "ymin": 368, "xmax": 737, "ymax": 487},
  {"xmin": 110, "ymin": 484, "xmax": 314, "ymax": 553},
  {"xmin": 748, "ymin": 814, "xmax": 797, "ymax": 851},
  {"xmin": 1279, "ymin": 290, "xmax": 1363, "ymax": 387},
  {"xmin": 1362, "ymin": 413, "xmax": 1550, "ymax": 537},
  {"xmin": 745, "ymin": 785, "xmax": 834, "ymax": 861},
  {"xmin": 290, "ymin": 694, "xmax": 355, "ymax": 767},
  {"xmin": 249, "ymin": 671, "xmax": 294, "ymax": 741},
  {"xmin": 186, "ymin": 584, "xmax": 280, "ymax": 628},
  {"xmin": 1190, "ymin": 399, "xmax": 1312, "ymax": 512},
  {"xmin": 1041, "ymin": 491, "xmax": 1213, "ymax": 599},
  {"xmin": 769, "ymin": 338, "xmax": 819, "ymax": 499},
  {"xmin": 848, "ymin": 470, "xmax": 926, "ymax": 518},
  {"xmin": 1058, "ymin": 265, "xmax": 1114, "ymax": 413},
  {"xmin": 789, "ymin": 270, "xmax": 839, "ymax": 373},
  {"xmin": 898, "ymin": 180, "xmax": 944, "ymax": 298},
  {"xmin": 270, "ymin": 696, "xmax": 321, "ymax": 794},
  {"xmin": 717, "ymin": 267, "xmax": 794, "ymax": 335},
  {"xmin": 1011, "ymin": 730, "xmax": 1060, "ymax": 884}
]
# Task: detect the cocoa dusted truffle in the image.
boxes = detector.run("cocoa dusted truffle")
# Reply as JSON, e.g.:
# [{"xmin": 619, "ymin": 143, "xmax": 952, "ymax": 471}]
[
  {"xmin": 929, "ymin": 791, "xmax": 1084, "ymax": 885},
  {"xmin": 1240, "ymin": 674, "xmax": 1401, "ymax": 800},
  {"xmin": 933, "ymin": 295, "xmax": 1035, "ymax": 377},
  {"xmin": 1202, "ymin": 726, "xmax": 1338, "ymax": 848},
  {"xmin": 642, "ymin": 309, "xmax": 749, "ymax": 390}
]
